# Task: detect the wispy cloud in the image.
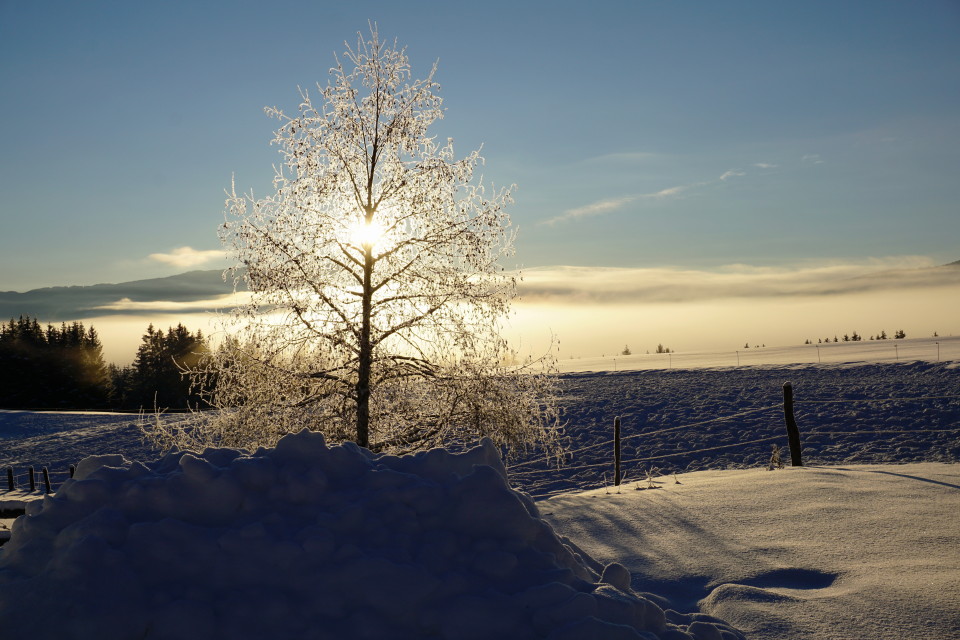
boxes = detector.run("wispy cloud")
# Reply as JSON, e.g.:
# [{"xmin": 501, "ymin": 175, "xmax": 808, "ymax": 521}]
[
  {"xmin": 541, "ymin": 168, "xmax": 749, "ymax": 226},
  {"xmin": 649, "ymin": 185, "xmax": 687, "ymax": 198},
  {"xmin": 516, "ymin": 257, "xmax": 957, "ymax": 304},
  {"xmin": 801, "ymin": 154, "xmax": 825, "ymax": 165},
  {"xmin": 149, "ymin": 246, "xmax": 225, "ymax": 268},
  {"xmin": 719, "ymin": 170, "xmax": 746, "ymax": 181},
  {"xmin": 753, "ymin": 162, "xmax": 778, "ymax": 169},
  {"xmin": 540, "ymin": 196, "xmax": 639, "ymax": 226}
]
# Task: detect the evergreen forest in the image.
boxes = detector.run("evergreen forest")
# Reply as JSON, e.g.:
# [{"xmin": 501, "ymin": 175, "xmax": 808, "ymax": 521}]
[{"xmin": 0, "ymin": 316, "xmax": 209, "ymax": 411}]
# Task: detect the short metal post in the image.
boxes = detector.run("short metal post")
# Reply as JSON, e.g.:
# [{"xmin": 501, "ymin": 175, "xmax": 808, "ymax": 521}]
[{"xmin": 614, "ymin": 416, "xmax": 622, "ymax": 486}]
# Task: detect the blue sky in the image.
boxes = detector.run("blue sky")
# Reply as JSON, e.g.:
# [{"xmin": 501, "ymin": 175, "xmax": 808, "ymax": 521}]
[
  {"xmin": 1, "ymin": 1, "xmax": 959, "ymax": 360},
  {"xmin": 2, "ymin": 0, "xmax": 958, "ymax": 292}
]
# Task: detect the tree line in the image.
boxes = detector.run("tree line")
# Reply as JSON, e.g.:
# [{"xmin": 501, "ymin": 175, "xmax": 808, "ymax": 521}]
[
  {"xmin": 804, "ymin": 329, "xmax": 909, "ymax": 344},
  {"xmin": 0, "ymin": 316, "xmax": 208, "ymax": 411}
]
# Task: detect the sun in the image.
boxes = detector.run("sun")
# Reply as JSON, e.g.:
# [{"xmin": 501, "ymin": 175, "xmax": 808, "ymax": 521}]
[{"xmin": 348, "ymin": 219, "xmax": 387, "ymax": 251}]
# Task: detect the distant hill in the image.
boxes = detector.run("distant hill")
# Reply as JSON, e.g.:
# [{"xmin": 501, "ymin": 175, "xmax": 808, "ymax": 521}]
[{"xmin": 0, "ymin": 270, "xmax": 244, "ymax": 322}]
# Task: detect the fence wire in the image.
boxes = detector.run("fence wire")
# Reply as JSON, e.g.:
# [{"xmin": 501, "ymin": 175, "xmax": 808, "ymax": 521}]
[
  {"xmin": 509, "ymin": 435, "xmax": 783, "ymax": 477},
  {"xmin": 508, "ymin": 404, "xmax": 780, "ymax": 471},
  {"xmin": 795, "ymin": 394, "xmax": 960, "ymax": 404},
  {"xmin": 507, "ymin": 388, "xmax": 958, "ymax": 496}
]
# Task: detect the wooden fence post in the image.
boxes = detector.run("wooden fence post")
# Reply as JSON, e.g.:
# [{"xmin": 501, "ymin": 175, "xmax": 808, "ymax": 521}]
[
  {"xmin": 614, "ymin": 416, "xmax": 622, "ymax": 486},
  {"xmin": 782, "ymin": 382, "xmax": 803, "ymax": 466},
  {"xmin": 28, "ymin": 467, "xmax": 36, "ymax": 492},
  {"xmin": 42, "ymin": 467, "xmax": 52, "ymax": 494},
  {"xmin": 6, "ymin": 467, "xmax": 12, "ymax": 492}
]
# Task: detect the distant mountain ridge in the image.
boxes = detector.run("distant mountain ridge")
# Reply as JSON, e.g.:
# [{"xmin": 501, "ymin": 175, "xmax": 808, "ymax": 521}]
[{"xmin": 0, "ymin": 270, "xmax": 244, "ymax": 322}]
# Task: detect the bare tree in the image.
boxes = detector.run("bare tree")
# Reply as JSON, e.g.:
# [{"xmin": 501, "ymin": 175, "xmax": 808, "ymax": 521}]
[{"xmin": 155, "ymin": 26, "xmax": 561, "ymax": 457}]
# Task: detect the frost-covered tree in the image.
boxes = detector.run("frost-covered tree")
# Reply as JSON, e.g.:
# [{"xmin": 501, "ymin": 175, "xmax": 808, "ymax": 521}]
[{"xmin": 162, "ymin": 27, "xmax": 560, "ymax": 456}]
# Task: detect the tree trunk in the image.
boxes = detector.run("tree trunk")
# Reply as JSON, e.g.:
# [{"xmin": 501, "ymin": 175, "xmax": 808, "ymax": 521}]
[{"xmin": 356, "ymin": 241, "xmax": 374, "ymax": 449}]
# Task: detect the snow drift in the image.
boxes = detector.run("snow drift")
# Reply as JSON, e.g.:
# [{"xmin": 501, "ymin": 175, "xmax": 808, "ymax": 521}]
[{"xmin": 0, "ymin": 431, "xmax": 743, "ymax": 639}]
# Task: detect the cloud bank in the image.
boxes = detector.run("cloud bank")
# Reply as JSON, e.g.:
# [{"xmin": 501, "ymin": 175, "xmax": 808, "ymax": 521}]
[{"xmin": 517, "ymin": 257, "xmax": 959, "ymax": 305}]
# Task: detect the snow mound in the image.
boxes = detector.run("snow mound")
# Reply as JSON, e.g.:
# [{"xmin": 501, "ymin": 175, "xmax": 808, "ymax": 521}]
[{"xmin": 0, "ymin": 431, "xmax": 742, "ymax": 639}]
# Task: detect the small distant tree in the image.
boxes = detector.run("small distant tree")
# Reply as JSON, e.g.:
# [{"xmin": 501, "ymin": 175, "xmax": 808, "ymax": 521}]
[
  {"xmin": 621, "ymin": 345, "xmax": 632, "ymax": 356},
  {"xmin": 894, "ymin": 329, "xmax": 906, "ymax": 339},
  {"xmin": 165, "ymin": 26, "xmax": 561, "ymax": 456},
  {"xmin": 851, "ymin": 331, "xmax": 861, "ymax": 341},
  {"xmin": 843, "ymin": 334, "xmax": 850, "ymax": 342},
  {"xmin": 878, "ymin": 330, "xmax": 888, "ymax": 340},
  {"xmin": 744, "ymin": 342, "xmax": 750, "ymax": 349}
]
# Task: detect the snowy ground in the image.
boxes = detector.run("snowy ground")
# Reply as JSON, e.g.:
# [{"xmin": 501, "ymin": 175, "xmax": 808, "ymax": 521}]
[
  {"xmin": 509, "ymin": 360, "xmax": 960, "ymax": 498},
  {"xmin": 542, "ymin": 463, "xmax": 960, "ymax": 640},
  {"xmin": 1, "ymin": 351, "xmax": 958, "ymax": 638},
  {"xmin": 4, "ymin": 360, "xmax": 958, "ymax": 498},
  {"xmin": 557, "ymin": 335, "xmax": 960, "ymax": 373},
  {"xmin": 1, "ymin": 410, "xmax": 168, "ymax": 481},
  {"xmin": 1, "ymin": 433, "xmax": 742, "ymax": 639}
]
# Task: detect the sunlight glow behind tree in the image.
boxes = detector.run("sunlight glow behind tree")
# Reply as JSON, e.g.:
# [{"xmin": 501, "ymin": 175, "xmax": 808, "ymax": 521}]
[{"xmin": 154, "ymin": 26, "xmax": 561, "ymax": 456}]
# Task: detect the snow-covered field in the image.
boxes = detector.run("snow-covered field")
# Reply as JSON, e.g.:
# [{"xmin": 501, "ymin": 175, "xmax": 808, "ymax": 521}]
[
  {"xmin": 510, "ymin": 359, "xmax": 960, "ymax": 498},
  {"xmin": 543, "ymin": 462, "xmax": 960, "ymax": 640},
  {"xmin": 1, "ymin": 350, "xmax": 958, "ymax": 638},
  {"xmin": 4, "ymin": 357, "xmax": 958, "ymax": 496},
  {"xmin": 557, "ymin": 335, "xmax": 960, "ymax": 373}
]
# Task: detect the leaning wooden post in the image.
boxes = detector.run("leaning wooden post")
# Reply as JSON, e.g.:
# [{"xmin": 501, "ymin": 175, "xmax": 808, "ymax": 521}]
[
  {"xmin": 6, "ymin": 467, "xmax": 13, "ymax": 491},
  {"xmin": 614, "ymin": 416, "xmax": 622, "ymax": 486},
  {"xmin": 42, "ymin": 467, "xmax": 52, "ymax": 494},
  {"xmin": 28, "ymin": 467, "xmax": 36, "ymax": 492},
  {"xmin": 782, "ymin": 382, "xmax": 803, "ymax": 466}
]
